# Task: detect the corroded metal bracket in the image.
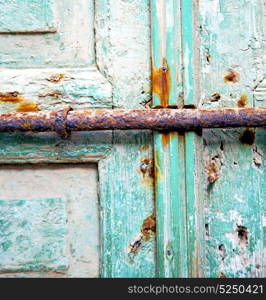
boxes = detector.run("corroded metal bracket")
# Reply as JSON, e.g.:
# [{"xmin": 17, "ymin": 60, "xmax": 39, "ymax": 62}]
[
  {"xmin": 54, "ymin": 106, "xmax": 72, "ymax": 138},
  {"xmin": 0, "ymin": 108, "xmax": 265, "ymax": 136}
]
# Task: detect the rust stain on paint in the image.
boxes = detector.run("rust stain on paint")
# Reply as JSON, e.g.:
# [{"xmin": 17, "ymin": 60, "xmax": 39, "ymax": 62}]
[
  {"xmin": 152, "ymin": 58, "xmax": 171, "ymax": 107},
  {"xmin": 224, "ymin": 70, "xmax": 240, "ymax": 83},
  {"xmin": 39, "ymin": 91, "xmax": 63, "ymax": 98},
  {"xmin": 219, "ymin": 272, "xmax": 227, "ymax": 278},
  {"xmin": 237, "ymin": 95, "xmax": 248, "ymax": 108},
  {"xmin": 47, "ymin": 73, "xmax": 65, "ymax": 83},
  {"xmin": 161, "ymin": 131, "xmax": 178, "ymax": 148},
  {"xmin": 16, "ymin": 101, "xmax": 39, "ymax": 112},
  {"xmin": 140, "ymin": 158, "xmax": 153, "ymax": 176},
  {"xmin": 162, "ymin": 132, "xmax": 170, "ymax": 147},
  {"xmin": 141, "ymin": 215, "xmax": 156, "ymax": 241},
  {"xmin": 0, "ymin": 91, "xmax": 39, "ymax": 112},
  {"xmin": 140, "ymin": 158, "xmax": 154, "ymax": 188},
  {"xmin": 0, "ymin": 91, "xmax": 25, "ymax": 103},
  {"xmin": 236, "ymin": 225, "xmax": 248, "ymax": 248},
  {"xmin": 140, "ymin": 144, "xmax": 149, "ymax": 151},
  {"xmin": 154, "ymin": 150, "xmax": 160, "ymax": 189},
  {"xmin": 128, "ymin": 215, "xmax": 156, "ymax": 255},
  {"xmin": 207, "ymin": 160, "xmax": 219, "ymax": 183},
  {"xmin": 22, "ymin": 122, "xmax": 32, "ymax": 130}
]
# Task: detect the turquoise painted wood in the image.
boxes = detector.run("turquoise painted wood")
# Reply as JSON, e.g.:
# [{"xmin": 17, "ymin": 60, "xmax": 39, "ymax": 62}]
[
  {"xmin": 182, "ymin": 0, "xmax": 197, "ymax": 107},
  {"xmin": 0, "ymin": 0, "xmax": 154, "ymax": 278},
  {"xmin": 152, "ymin": 0, "xmax": 204, "ymax": 278},
  {"xmin": 0, "ymin": 164, "xmax": 101, "ymax": 277},
  {"xmin": 100, "ymin": 131, "xmax": 155, "ymax": 277},
  {"xmin": 154, "ymin": 132, "xmax": 188, "ymax": 277},
  {"xmin": 0, "ymin": 0, "xmax": 95, "ymax": 68},
  {"xmin": 153, "ymin": 0, "xmax": 265, "ymax": 278},
  {"xmin": 151, "ymin": 0, "xmax": 184, "ymax": 277},
  {"xmin": 201, "ymin": 128, "xmax": 265, "ymax": 277},
  {"xmin": 0, "ymin": 0, "xmax": 56, "ymax": 33},
  {"xmin": 185, "ymin": 132, "xmax": 205, "ymax": 277},
  {"xmin": 151, "ymin": 0, "xmax": 182, "ymax": 108},
  {"xmin": 0, "ymin": 197, "xmax": 67, "ymax": 272},
  {"xmin": 198, "ymin": 0, "xmax": 265, "ymax": 277},
  {"xmin": 0, "ymin": 0, "xmax": 265, "ymax": 278}
]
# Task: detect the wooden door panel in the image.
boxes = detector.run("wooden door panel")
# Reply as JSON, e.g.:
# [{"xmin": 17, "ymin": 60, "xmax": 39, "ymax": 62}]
[
  {"xmin": 152, "ymin": 0, "xmax": 266, "ymax": 278},
  {"xmin": 0, "ymin": 164, "xmax": 99, "ymax": 277},
  {"xmin": 0, "ymin": 68, "xmax": 112, "ymax": 113},
  {"xmin": 0, "ymin": 0, "xmax": 56, "ymax": 33},
  {"xmin": 1, "ymin": 0, "xmax": 264, "ymax": 278},
  {"xmin": 202, "ymin": 129, "xmax": 265, "ymax": 277},
  {"xmin": 0, "ymin": 197, "xmax": 68, "ymax": 273},
  {"xmin": 0, "ymin": 0, "xmax": 110, "ymax": 114},
  {"xmin": 0, "ymin": 0, "xmax": 153, "ymax": 278},
  {"xmin": 198, "ymin": 0, "xmax": 266, "ymax": 278},
  {"xmin": 0, "ymin": 130, "xmax": 155, "ymax": 278},
  {"xmin": 0, "ymin": 0, "xmax": 94, "ymax": 67},
  {"xmin": 199, "ymin": 0, "xmax": 265, "ymax": 109}
]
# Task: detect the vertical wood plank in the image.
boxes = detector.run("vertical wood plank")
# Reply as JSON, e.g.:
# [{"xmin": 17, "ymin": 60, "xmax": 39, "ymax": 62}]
[
  {"xmin": 185, "ymin": 131, "xmax": 205, "ymax": 277},
  {"xmin": 151, "ymin": 0, "xmax": 182, "ymax": 107},
  {"xmin": 199, "ymin": 0, "xmax": 265, "ymax": 109},
  {"xmin": 154, "ymin": 132, "xmax": 188, "ymax": 277},
  {"xmin": 182, "ymin": 0, "xmax": 203, "ymax": 276},
  {"xmin": 182, "ymin": 0, "xmax": 195, "ymax": 106},
  {"xmin": 96, "ymin": 0, "xmax": 155, "ymax": 277},
  {"xmin": 100, "ymin": 131, "xmax": 155, "ymax": 278},
  {"xmin": 152, "ymin": 0, "xmax": 203, "ymax": 277},
  {"xmin": 198, "ymin": 0, "xmax": 266, "ymax": 278},
  {"xmin": 201, "ymin": 129, "xmax": 265, "ymax": 277},
  {"xmin": 96, "ymin": 0, "xmax": 151, "ymax": 109},
  {"xmin": 151, "ymin": 0, "xmax": 186, "ymax": 276}
]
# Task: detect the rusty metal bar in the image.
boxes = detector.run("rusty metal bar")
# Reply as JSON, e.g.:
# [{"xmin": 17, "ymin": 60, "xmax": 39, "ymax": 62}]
[{"xmin": 0, "ymin": 108, "xmax": 265, "ymax": 135}]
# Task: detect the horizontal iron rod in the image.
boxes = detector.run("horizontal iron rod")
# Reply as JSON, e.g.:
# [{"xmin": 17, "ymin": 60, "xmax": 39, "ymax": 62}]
[{"xmin": 0, "ymin": 108, "xmax": 265, "ymax": 135}]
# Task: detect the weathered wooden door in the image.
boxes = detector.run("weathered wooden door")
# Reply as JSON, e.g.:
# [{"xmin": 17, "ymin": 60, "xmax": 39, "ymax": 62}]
[
  {"xmin": 0, "ymin": 0, "xmax": 265, "ymax": 278},
  {"xmin": 0, "ymin": 0, "xmax": 155, "ymax": 278},
  {"xmin": 151, "ymin": 0, "xmax": 266, "ymax": 278}
]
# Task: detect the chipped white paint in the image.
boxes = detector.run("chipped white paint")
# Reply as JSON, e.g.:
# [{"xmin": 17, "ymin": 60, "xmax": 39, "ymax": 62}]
[
  {"xmin": 199, "ymin": 0, "xmax": 266, "ymax": 108},
  {"xmin": 0, "ymin": 0, "xmax": 95, "ymax": 68},
  {"xmin": 95, "ymin": 0, "xmax": 151, "ymax": 108},
  {"xmin": 233, "ymin": 194, "xmax": 245, "ymax": 204},
  {"xmin": 263, "ymin": 215, "xmax": 266, "ymax": 227},
  {"xmin": 0, "ymin": 0, "xmax": 57, "ymax": 33},
  {"xmin": 254, "ymin": 78, "xmax": 266, "ymax": 102},
  {"xmin": 0, "ymin": 164, "xmax": 100, "ymax": 277},
  {"xmin": 0, "ymin": 67, "xmax": 112, "ymax": 112},
  {"xmin": 228, "ymin": 211, "xmax": 244, "ymax": 225}
]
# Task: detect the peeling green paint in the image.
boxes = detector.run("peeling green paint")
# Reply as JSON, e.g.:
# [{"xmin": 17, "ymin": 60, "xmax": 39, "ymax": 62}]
[
  {"xmin": 0, "ymin": 198, "xmax": 67, "ymax": 272},
  {"xmin": 0, "ymin": 0, "xmax": 265, "ymax": 278},
  {"xmin": 0, "ymin": 0, "xmax": 55, "ymax": 33}
]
